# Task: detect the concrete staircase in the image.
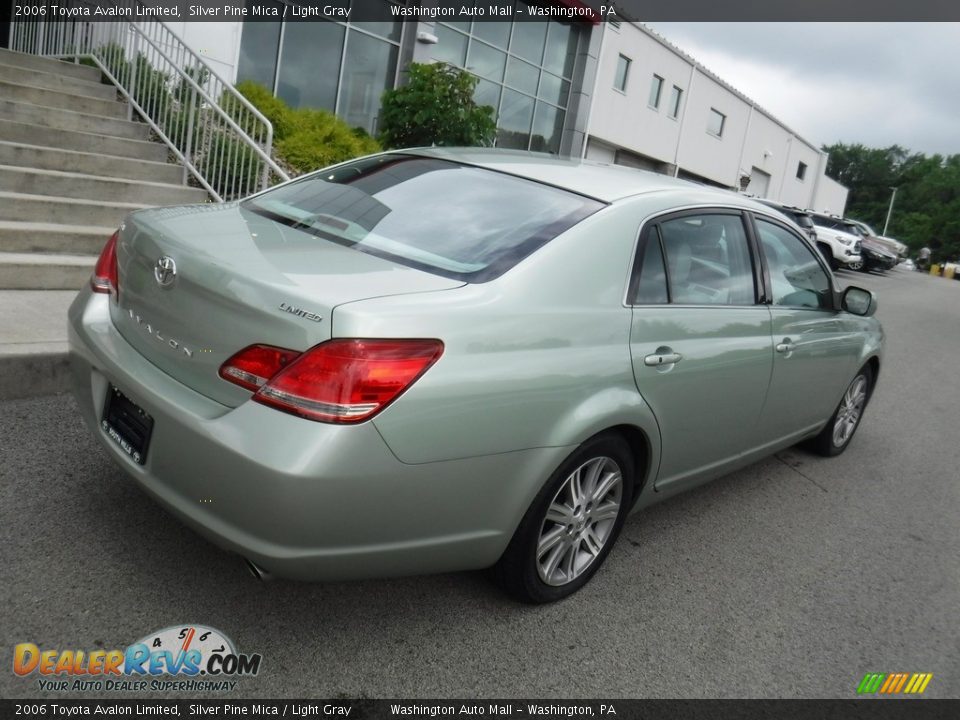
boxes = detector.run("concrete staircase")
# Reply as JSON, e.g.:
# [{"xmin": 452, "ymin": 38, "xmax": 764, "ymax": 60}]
[{"xmin": 0, "ymin": 47, "xmax": 208, "ymax": 290}]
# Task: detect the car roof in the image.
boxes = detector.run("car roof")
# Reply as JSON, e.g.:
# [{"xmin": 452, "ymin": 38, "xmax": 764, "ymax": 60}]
[
  {"xmin": 404, "ymin": 147, "xmax": 756, "ymax": 205},
  {"xmin": 755, "ymin": 199, "xmax": 810, "ymax": 213}
]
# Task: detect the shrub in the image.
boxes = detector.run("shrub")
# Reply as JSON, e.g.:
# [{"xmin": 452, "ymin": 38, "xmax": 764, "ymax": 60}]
[
  {"xmin": 233, "ymin": 81, "xmax": 381, "ymax": 175},
  {"xmin": 378, "ymin": 62, "xmax": 496, "ymax": 149}
]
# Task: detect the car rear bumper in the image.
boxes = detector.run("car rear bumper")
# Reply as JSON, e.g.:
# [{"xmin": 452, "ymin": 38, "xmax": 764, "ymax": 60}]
[{"xmin": 68, "ymin": 289, "xmax": 567, "ymax": 581}]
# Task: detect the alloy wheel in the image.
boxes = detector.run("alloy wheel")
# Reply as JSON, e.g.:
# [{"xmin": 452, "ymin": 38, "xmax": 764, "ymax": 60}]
[
  {"xmin": 833, "ymin": 374, "xmax": 868, "ymax": 447},
  {"xmin": 536, "ymin": 456, "xmax": 623, "ymax": 586}
]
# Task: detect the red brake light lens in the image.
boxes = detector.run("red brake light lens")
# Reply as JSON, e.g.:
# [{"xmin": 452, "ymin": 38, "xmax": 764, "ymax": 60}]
[
  {"xmin": 219, "ymin": 344, "xmax": 302, "ymax": 392},
  {"xmin": 250, "ymin": 339, "xmax": 444, "ymax": 424},
  {"xmin": 91, "ymin": 231, "xmax": 119, "ymax": 298}
]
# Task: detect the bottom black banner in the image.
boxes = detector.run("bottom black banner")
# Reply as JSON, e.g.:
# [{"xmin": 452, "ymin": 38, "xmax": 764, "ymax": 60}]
[{"xmin": 1, "ymin": 700, "xmax": 958, "ymax": 720}]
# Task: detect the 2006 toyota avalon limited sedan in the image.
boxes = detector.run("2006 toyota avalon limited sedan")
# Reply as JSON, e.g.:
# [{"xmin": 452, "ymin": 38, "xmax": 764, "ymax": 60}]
[{"xmin": 69, "ymin": 148, "xmax": 883, "ymax": 603}]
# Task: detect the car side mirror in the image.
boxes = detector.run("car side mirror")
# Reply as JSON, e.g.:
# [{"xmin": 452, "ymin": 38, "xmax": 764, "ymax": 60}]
[{"xmin": 841, "ymin": 286, "xmax": 877, "ymax": 316}]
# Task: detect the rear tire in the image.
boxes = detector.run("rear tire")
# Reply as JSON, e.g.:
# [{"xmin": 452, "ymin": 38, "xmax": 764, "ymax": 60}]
[
  {"xmin": 807, "ymin": 365, "xmax": 873, "ymax": 457},
  {"xmin": 494, "ymin": 433, "xmax": 634, "ymax": 603}
]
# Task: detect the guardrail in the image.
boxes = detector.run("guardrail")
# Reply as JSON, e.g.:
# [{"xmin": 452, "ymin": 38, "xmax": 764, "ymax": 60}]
[{"xmin": 10, "ymin": 0, "xmax": 290, "ymax": 201}]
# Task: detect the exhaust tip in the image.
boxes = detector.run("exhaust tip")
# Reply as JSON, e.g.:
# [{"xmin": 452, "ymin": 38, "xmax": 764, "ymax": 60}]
[{"xmin": 244, "ymin": 558, "xmax": 273, "ymax": 582}]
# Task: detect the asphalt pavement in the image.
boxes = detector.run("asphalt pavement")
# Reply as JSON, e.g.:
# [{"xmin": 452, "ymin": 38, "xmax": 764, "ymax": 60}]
[{"xmin": 1, "ymin": 266, "xmax": 958, "ymax": 699}]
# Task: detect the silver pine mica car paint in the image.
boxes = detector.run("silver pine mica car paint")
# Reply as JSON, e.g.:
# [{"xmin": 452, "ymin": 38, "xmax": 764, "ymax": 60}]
[{"xmin": 68, "ymin": 148, "xmax": 883, "ymax": 602}]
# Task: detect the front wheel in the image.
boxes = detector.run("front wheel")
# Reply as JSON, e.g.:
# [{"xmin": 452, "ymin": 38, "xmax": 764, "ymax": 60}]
[
  {"xmin": 849, "ymin": 258, "xmax": 865, "ymax": 272},
  {"xmin": 807, "ymin": 365, "xmax": 873, "ymax": 457},
  {"xmin": 494, "ymin": 434, "xmax": 634, "ymax": 603}
]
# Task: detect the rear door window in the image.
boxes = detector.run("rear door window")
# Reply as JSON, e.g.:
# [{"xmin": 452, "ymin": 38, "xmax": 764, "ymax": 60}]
[{"xmin": 631, "ymin": 212, "xmax": 758, "ymax": 305}]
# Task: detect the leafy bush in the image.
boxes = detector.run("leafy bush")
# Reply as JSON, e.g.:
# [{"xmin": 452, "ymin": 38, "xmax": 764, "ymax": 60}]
[
  {"xmin": 233, "ymin": 81, "xmax": 381, "ymax": 175},
  {"xmin": 378, "ymin": 62, "xmax": 496, "ymax": 149}
]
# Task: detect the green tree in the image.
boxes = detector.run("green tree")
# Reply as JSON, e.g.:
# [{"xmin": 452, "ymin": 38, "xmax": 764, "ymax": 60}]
[
  {"xmin": 378, "ymin": 62, "xmax": 497, "ymax": 149},
  {"xmin": 824, "ymin": 142, "xmax": 960, "ymax": 262}
]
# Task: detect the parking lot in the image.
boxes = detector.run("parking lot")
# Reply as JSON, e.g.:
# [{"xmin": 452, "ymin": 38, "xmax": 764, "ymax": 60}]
[{"xmin": 1, "ymin": 266, "xmax": 958, "ymax": 699}]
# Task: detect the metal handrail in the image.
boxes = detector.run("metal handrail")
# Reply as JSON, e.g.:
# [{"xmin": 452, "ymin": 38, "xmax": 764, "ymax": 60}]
[{"xmin": 9, "ymin": 0, "xmax": 290, "ymax": 201}]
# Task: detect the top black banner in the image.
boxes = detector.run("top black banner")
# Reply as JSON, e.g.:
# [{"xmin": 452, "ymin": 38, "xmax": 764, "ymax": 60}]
[{"xmin": 8, "ymin": 0, "xmax": 960, "ymax": 23}]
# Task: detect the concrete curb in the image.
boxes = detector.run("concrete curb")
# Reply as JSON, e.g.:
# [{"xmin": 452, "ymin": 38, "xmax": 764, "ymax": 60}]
[
  {"xmin": 0, "ymin": 290, "xmax": 77, "ymax": 399},
  {"xmin": 0, "ymin": 344, "xmax": 70, "ymax": 400}
]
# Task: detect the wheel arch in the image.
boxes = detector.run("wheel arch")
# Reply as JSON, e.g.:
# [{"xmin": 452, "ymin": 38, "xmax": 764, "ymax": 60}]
[{"xmin": 604, "ymin": 423, "xmax": 655, "ymax": 505}]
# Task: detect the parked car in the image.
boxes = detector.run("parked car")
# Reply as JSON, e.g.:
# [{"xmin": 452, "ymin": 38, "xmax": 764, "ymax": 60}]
[
  {"xmin": 808, "ymin": 212, "xmax": 863, "ymax": 270},
  {"xmin": 755, "ymin": 199, "xmax": 818, "ymax": 244},
  {"xmin": 840, "ymin": 220, "xmax": 898, "ymax": 272},
  {"xmin": 901, "ymin": 258, "xmax": 915, "ymax": 270},
  {"xmin": 68, "ymin": 149, "xmax": 883, "ymax": 603}
]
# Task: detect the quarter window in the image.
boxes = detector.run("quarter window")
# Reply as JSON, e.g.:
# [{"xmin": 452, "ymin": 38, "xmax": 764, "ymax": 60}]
[
  {"xmin": 796, "ymin": 161, "xmax": 808, "ymax": 180},
  {"xmin": 614, "ymin": 54, "xmax": 631, "ymax": 92},
  {"xmin": 649, "ymin": 75, "xmax": 664, "ymax": 109},
  {"xmin": 756, "ymin": 219, "xmax": 832, "ymax": 310},
  {"xmin": 633, "ymin": 214, "xmax": 756, "ymax": 306},
  {"xmin": 632, "ymin": 227, "xmax": 669, "ymax": 304}
]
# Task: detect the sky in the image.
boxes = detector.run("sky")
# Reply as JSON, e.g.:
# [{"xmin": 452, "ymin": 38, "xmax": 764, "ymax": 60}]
[{"xmin": 644, "ymin": 23, "xmax": 960, "ymax": 157}]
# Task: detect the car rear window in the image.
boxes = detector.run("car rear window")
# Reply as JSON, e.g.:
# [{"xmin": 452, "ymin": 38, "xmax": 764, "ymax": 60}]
[{"xmin": 242, "ymin": 154, "xmax": 605, "ymax": 282}]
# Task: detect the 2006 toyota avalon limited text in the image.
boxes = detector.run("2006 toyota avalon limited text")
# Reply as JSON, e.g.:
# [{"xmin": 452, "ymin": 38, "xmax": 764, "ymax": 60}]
[{"xmin": 68, "ymin": 149, "xmax": 883, "ymax": 603}]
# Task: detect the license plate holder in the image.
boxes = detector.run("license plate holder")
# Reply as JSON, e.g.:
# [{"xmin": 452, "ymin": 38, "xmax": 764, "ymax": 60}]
[{"xmin": 102, "ymin": 385, "xmax": 153, "ymax": 465}]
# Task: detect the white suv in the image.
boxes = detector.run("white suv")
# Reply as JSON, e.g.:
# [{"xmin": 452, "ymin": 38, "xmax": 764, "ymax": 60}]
[{"xmin": 809, "ymin": 213, "xmax": 862, "ymax": 270}]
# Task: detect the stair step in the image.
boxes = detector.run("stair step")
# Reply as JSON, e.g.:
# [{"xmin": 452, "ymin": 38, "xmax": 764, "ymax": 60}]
[
  {"xmin": 0, "ymin": 99, "xmax": 150, "ymax": 141},
  {"xmin": 0, "ymin": 118, "xmax": 168, "ymax": 162},
  {"xmin": 0, "ymin": 252, "xmax": 93, "ymax": 290},
  {"xmin": 0, "ymin": 190, "xmax": 151, "ymax": 228},
  {"xmin": 0, "ymin": 61, "xmax": 116, "ymax": 101},
  {"xmin": 0, "ymin": 165, "xmax": 207, "ymax": 206},
  {"xmin": 0, "ymin": 48, "xmax": 101, "ymax": 82},
  {"xmin": 0, "ymin": 221, "xmax": 114, "ymax": 255},
  {"xmin": 0, "ymin": 79, "xmax": 125, "ymax": 118},
  {"xmin": 0, "ymin": 141, "xmax": 183, "ymax": 184}
]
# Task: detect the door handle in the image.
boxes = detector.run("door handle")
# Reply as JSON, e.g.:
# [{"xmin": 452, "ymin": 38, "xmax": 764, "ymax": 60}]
[
  {"xmin": 644, "ymin": 351, "xmax": 683, "ymax": 366},
  {"xmin": 775, "ymin": 339, "xmax": 796, "ymax": 355}
]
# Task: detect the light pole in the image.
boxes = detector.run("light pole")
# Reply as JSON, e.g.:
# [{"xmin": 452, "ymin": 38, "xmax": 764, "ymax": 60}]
[{"xmin": 883, "ymin": 186, "xmax": 898, "ymax": 236}]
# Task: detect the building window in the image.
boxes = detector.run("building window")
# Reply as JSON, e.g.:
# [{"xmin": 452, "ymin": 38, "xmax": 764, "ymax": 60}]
[
  {"xmin": 614, "ymin": 54, "xmax": 631, "ymax": 92},
  {"xmin": 707, "ymin": 108, "xmax": 726, "ymax": 137},
  {"xmin": 236, "ymin": 0, "xmax": 403, "ymax": 136},
  {"xmin": 796, "ymin": 161, "xmax": 808, "ymax": 181},
  {"xmin": 648, "ymin": 74, "xmax": 664, "ymax": 109},
  {"xmin": 435, "ymin": 10, "xmax": 582, "ymax": 154},
  {"xmin": 668, "ymin": 85, "xmax": 683, "ymax": 119}
]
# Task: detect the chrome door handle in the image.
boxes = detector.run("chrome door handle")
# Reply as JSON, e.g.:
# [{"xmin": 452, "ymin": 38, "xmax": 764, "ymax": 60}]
[
  {"xmin": 776, "ymin": 341, "xmax": 796, "ymax": 354},
  {"xmin": 644, "ymin": 352, "xmax": 683, "ymax": 366}
]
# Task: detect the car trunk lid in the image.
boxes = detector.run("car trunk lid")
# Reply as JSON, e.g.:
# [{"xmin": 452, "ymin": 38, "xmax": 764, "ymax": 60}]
[{"xmin": 110, "ymin": 203, "xmax": 464, "ymax": 407}]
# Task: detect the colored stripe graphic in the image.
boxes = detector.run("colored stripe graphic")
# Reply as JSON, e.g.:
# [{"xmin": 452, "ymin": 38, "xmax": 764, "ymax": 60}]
[
  {"xmin": 857, "ymin": 673, "xmax": 886, "ymax": 694},
  {"xmin": 857, "ymin": 672, "xmax": 932, "ymax": 695}
]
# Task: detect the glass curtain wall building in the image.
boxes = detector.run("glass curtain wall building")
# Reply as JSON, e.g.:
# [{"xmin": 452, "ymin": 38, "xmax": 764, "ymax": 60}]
[
  {"xmin": 430, "ymin": 15, "xmax": 582, "ymax": 153},
  {"xmin": 236, "ymin": 1, "xmax": 587, "ymax": 154},
  {"xmin": 236, "ymin": 0, "xmax": 402, "ymax": 136}
]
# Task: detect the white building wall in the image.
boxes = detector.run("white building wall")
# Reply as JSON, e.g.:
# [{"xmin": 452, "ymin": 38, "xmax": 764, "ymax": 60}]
[
  {"xmin": 674, "ymin": 68, "xmax": 751, "ymax": 186},
  {"xmin": 812, "ymin": 176, "xmax": 850, "ymax": 216},
  {"xmin": 587, "ymin": 22, "xmax": 846, "ymax": 212},
  {"xmin": 779, "ymin": 139, "xmax": 823, "ymax": 208},
  {"xmin": 164, "ymin": 22, "xmax": 243, "ymax": 83},
  {"xmin": 589, "ymin": 24, "xmax": 689, "ymax": 168}
]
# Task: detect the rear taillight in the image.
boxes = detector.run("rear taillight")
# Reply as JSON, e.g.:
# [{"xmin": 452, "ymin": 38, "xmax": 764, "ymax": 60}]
[
  {"xmin": 219, "ymin": 339, "xmax": 444, "ymax": 423},
  {"xmin": 219, "ymin": 344, "xmax": 301, "ymax": 392},
  {"xmin": 91, "ymin": 230, "xmax": 119, "ymax": 299}
]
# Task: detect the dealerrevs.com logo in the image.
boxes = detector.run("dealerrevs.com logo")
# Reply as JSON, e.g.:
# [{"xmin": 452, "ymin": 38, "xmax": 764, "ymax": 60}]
[{"xmin": 13, "ymin": 625, "xmax": 262, "ymax": 693}]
